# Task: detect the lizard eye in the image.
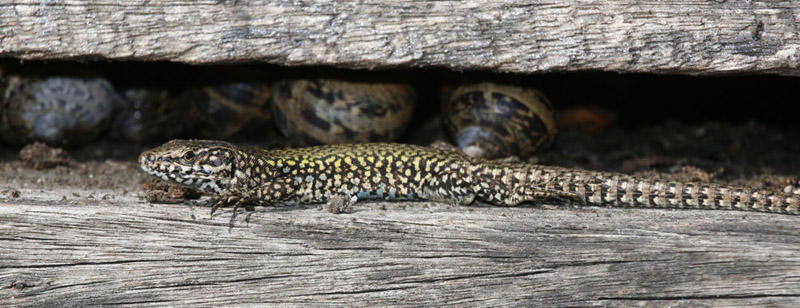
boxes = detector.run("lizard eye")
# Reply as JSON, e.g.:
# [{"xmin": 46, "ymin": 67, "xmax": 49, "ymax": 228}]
[{"xmin": 183, "ymin": 151, "xmax": 196, "ymax": 160}]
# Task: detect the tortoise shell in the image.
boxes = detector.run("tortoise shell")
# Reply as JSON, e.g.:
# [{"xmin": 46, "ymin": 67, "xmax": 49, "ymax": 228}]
[
  {"xmin": 442, "ymin": 82, "xmax": 557, "ymax": 159},
  {"xmin": 176, "ymin": 82, "xmax": 272, "ymax": 140},
  {"xmin": 272, "ymin": 79, "xmax": 416, "ymax": 146},
  {"xmin": 0, "ymin": 66, "xmax": 116, "ymax": 147}
]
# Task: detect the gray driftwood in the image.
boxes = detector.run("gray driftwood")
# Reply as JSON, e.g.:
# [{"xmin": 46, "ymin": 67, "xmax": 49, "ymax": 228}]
[
  {"xmin": 2, "ymin": 187, "xmax": 800, "ymax": 307},
  {"xmin": 2, "ymin": 1, "xmax": 800, "ymax": 75}
]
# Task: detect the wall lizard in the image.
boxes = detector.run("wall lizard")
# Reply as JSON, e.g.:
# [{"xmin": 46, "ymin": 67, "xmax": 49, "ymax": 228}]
[{"xmin": 139, "ymin": 139, "xmax": 800, "ymax": 215}]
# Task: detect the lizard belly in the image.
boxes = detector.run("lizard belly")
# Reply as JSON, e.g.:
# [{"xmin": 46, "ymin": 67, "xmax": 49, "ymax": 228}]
[{"xmin": 288, "ymin": 172, "xmax": 425, "ymax": 204}]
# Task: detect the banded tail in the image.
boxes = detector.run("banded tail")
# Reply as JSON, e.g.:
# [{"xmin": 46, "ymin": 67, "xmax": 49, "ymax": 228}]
[{"xmin": 470, "ymin": 162, "xmax": 800, "ymax": 214}]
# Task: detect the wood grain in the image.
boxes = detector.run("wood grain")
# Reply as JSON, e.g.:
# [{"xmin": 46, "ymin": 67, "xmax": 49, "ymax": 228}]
[
  {"xmin": 1, "ymin": 1, "xmax": 799, "ymax": 75},
  {"xmin": 2, "ymin": 187, "xmax": 800, "ymax": 307}
]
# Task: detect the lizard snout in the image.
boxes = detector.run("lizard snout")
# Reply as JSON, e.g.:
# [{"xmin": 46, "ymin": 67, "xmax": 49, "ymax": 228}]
[{"xmin": 139, "ymin": 151, "xmax": 155, "ymax": 166}]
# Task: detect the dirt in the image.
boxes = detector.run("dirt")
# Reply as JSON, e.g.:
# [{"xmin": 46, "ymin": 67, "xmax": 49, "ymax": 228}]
[
  {"xmin": 1, "ymin": 118, "xmax": 798, "ymax": 207},
  {"xmin": 140, "ymin": 178, "xmax": 202, "ymax": 203},
  {"xmin": 18, "ymin": 142, "xmax": 69, "ymax": 170}
]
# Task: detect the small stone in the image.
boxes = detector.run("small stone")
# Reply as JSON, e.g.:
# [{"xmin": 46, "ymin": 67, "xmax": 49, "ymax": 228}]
[{"xmin": 325, "ymin": 195, "xmax": 356, "ymax": 214}]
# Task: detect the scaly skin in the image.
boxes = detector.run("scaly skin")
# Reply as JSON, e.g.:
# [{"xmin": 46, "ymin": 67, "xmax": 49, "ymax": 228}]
[{"xmin": 139, "ymin": 139, "xmax": 800, "ymax": 215}]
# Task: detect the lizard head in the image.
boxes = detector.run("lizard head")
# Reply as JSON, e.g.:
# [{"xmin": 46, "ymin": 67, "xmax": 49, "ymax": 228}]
[{"xmin": 139, "ymin": 139, "xmax": 237, "ymax": 195}]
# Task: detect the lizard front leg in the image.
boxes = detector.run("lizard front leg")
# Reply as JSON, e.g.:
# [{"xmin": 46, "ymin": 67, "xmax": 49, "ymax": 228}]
[{"xmin": 209, "ymin": 177, "xmax": 300, "ymax": 215}]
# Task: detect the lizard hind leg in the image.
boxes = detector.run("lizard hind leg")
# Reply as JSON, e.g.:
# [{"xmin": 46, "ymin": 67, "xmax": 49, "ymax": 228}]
[
  {"xmin": 472, "ymin": 172, "xmax": 585, "ymax": 206},
  {"xmin": 422, "ymin": 171, "xmax": 477, "ymax": 206}
]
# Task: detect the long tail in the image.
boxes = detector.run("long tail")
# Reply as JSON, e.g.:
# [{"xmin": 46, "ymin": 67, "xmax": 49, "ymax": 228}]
[{"xmin": 471, "ymin": 162, "xmax": 800, "ymax": 214}]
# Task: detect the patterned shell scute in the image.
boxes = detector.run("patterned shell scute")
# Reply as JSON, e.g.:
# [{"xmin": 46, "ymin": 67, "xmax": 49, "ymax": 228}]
[
  {"xmin": 108, "ymin": 88, "xmax": 184, "ymax": 143},
  {"xmin": 272, "ymin": 79, "xmax": 416, "ymax": 146},
  {"xmin": 177, "ymin": 82, "xmax": 272, "ymax": 139},
  {"xmin": 443, "ymin": 83, "xmax": 557, "ymax": 159}
]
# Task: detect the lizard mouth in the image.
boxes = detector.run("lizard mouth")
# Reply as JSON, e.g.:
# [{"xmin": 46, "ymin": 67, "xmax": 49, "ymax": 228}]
[
  {"xmin": 141, "ymin": 163, "xmax": 188, "ymax": 183},
  {"xmin": 139, "ymin": 150, "xmax": 213, "ymax": 184},
  {"xmin": 140, "ymin": 162, "xmax": 214, "ymax": 185},
  {"xmin": 139, "ymin": 157, "xmax": 226, "ymax": 195}
]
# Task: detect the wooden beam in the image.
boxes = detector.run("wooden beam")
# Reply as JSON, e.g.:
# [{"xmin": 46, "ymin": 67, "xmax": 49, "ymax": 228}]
[
  {"xmin": 2, "ymin": 186, "xmax": 800, "ymax": 306},
  {"xmin": 1, "ymin": 1, "xmax": 799, "ymax": 75}
]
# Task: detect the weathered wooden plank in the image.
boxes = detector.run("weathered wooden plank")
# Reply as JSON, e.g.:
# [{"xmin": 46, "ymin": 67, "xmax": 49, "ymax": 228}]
[
  {"xmin": 2, "ymin": 186, "xmax": 800, "ymax": 307},
  {"xmin": 1, "ymin": 1, "xmax": 799, "ymax": 75}
]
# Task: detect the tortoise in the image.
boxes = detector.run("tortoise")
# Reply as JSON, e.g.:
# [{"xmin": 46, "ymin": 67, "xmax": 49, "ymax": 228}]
[
  {"xmin": 272, "ymin": 78, "xmax": 416, "ymax": 146},
  {"xmin": 442, "ymin": 82, "xmax": 557, "ymax": 159},
  {"xmin": 0, "ymin": 63, "xmax": 116, "ymax": 147}
]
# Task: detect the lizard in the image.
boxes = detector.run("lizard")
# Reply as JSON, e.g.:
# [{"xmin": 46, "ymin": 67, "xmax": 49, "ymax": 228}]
[{"xmin": 138, "ymin": 139, "xmax": 800, "ymax": 215}]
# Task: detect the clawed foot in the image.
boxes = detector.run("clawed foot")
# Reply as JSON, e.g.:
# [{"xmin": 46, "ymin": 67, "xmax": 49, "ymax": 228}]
[
  {"xmin": 530, "ymin": 187, "xmax": 586, "ymax": 204},
  {"xmin": 209, "ymin": 193, "xmax": 249, "ymax": 217}
]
